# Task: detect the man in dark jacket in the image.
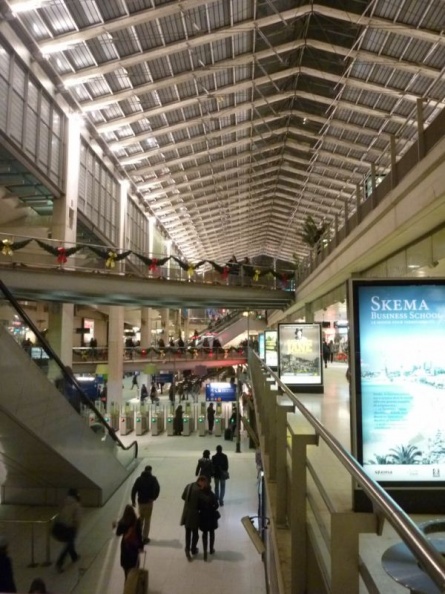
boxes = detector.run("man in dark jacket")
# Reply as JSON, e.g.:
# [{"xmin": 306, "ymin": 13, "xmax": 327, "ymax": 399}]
[
  {"xmin": 131, "ymin": 465, "xmax": 160, "ymax": 544},
  {"xmin": 212, "ymin": 445, "xmax": 229, "ymax": 506}
]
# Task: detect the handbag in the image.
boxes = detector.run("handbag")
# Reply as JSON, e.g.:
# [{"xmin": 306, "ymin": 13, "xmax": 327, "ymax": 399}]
[
  {"xmin": 221, "ymin": 470, "xmax": 230, "ymax": 480},
  {"xmin": 51, "ymin": 520, "xmax": 74, "ymax": 543}
]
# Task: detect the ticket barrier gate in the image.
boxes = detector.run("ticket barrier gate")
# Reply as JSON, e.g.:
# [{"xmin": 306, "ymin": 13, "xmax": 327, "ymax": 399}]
[
  {"xmin": 182, "ymin": 415, "xmax": 194, "ymax": 436},
  {"xmin": 214, "ymin": 416, "xmax": 225, "ymax": 437},
  {"xmin": 198, "ymin": 415, "xmax": 206, "ymax": 436},
  {"xmin": 88, "ymin": 412, "xmax": 97, "ymax": 427},
  {"xmin": 167, "ymin": 415, "xmax": 175, "ymax": 436},
  {"xmin": 104, "ymin": 412, "xmax": 119, "ymax": 432},
  {"xmin": 151, "ymin": 412, "xmax": 164, "ymax": 436},
  {"xmin": 135, "ymin": 412, "xmax": 148, "ymax": 435},
  {"xmin": 119, "ymin": 412, "xmax": 134, "ymax": 435}
]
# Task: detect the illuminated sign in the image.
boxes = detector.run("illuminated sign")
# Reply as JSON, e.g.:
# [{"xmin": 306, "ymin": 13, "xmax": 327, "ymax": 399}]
[
  {"xmin": 258, "ymin": 333, "xmax": 265, "ymax": 360},
  {"xmin": 351, "ymin": 280, "xmax": 445, "ymax": 486},
  {"xmin": 264, "ymin": 330, "xmax": 278, "ymax": 369},
  {"xmin": 278, "ymin": 323, "xmax": 322, "ymax": 386},
  {"xmin": 205, "ymin": 382, "xmax": 236, "ymax": 402}
]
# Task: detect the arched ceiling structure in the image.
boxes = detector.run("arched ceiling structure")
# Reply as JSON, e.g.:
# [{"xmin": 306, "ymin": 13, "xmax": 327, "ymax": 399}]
[{"xmin": 3, "ymin": 0, "xmax": 445, "ymax": 265}]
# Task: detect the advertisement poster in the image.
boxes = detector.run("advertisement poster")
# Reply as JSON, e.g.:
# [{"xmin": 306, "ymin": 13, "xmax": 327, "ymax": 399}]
[
  {"xmin": 205, "ymin": 382, "xmax": 237, "ymax": 402},
  {"xmin": 264, "ymin": 330, "xmax": 278, "ymax": 369},
  {"xmin": 355, "ymin": 282, "xmax": 445, "ymax": 483},
  {"xmin": 258, "ymin": 333, "xmax": 265, "ymax": 360},
  {"xmin": 278, "ymin": 323, "xmax": 322, "ymax": 385}
]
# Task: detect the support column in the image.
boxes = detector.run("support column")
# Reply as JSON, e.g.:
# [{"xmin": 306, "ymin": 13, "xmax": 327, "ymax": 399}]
[
  {"xmin": 417, "ymin": 98, "xmax": 425, "ymax": 160},
  {"xmin": 370, "ymin": 162, "xmax": 377, "ymax": 208},
  {"xmin": 304, "ymin": 303, "xmax": 314, "ymax": 323},
  {"xmin": 390, "ymin": 134, "xmax": 398, "ymax": 188},
  {"xmin": 141, "ymin": 308, "xmax": 153, "ymax": 348},
  {"xmin": 48, "ymin": 112, "xmax": 81, "ymax": 368},
  {"xmin": 276, "ymin": 397, "xmax": 295, "ymax": 525},
  {"xmin": 108, "ymin": 306, "xmax": 124, "ymax": 412}
]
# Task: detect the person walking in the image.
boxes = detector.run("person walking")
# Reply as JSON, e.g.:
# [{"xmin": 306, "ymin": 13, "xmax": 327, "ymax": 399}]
[
  {"xmin": 198, "ymin": 482, "xmax": 220, "ymax": 560},
  {"xmin": 0, "ymin": 535, "xmax": 17, "ymax": 593},
  {"xmin": 28, "ymin": 578, "xmax": 47, "ymax": 593},
  {"xmin": 54, "ymin": 488, "xmax": 81, "ymax": 573},
  {"xmin": 329, "ymin": 340, "xmax": 335, "ymax": 363},
  {"xmin": 140, "ymin": 384, "xmax": 148, "ymax": 403},
  {"xmin": 131, "ymin": 372, "xmax": 139, "ymax": 390},
  {"xmin": 212, "ymin": 445, "xmax": 229, "ymax": 506},
  {"xmin": 195, "ymin": 449, "xmax": 214, "ymax": 485},
  {"xmin": 113, "ymin": 504, "xmax": 143, "ymax": 578},
  {"xmin": 207, "ymin": 402, "xmax": 215, "ymax": 434},
  {"xmin": 131, "ymin": 465, "xmax": 160, "ymax": 544},
  {"xmin": 173, "ymin": 404, "xmax": 184, "ymax": 435},
  {"xmin": 180, "ymin": 476, "xmax": 207, "ymax": 560},
  {"xmin": 322, "ymin": 340, "xmax": 330, "ymax": 368}
]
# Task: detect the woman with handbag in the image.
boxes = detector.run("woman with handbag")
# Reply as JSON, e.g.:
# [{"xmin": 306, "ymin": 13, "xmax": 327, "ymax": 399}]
[
  {"xmin": 198, "ymin": 482, "xmax": 220, "ymax": 561},
  {"xmin": 113, "ymin": 504, "xmax": 144, "ymax": 579}
]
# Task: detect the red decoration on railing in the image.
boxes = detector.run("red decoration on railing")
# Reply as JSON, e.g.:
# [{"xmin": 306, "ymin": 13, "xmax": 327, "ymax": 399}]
[
  {"xmin": 149, "ymin": 258, "xmax": 158, "ymax": 272},
  {"xmin": 221, "ymin": 266, "xmax": 229, "ymax": 280},
  {"xmin": 57, "ymin": 246, "xmax": 67, "ymax": 265}
]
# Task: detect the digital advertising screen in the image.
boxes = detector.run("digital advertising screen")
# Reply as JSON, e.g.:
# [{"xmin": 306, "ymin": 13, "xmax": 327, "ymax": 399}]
[
  {"xmin": 258, "ymin": 333, "xmax": 265, "ymax": 360},
  {"xmin": 351, "ymin": 280, "xmax": 445, "ymax": 487},
  {"xmin": 264, "ymin": 330, "xmax": 278, "ymax": 369},
  {"xmin": 205, "ymin": 382, "xmax": 237, "ymax": 402},
  {"xmin": 278, "ymin": 323, "xmax": 322, "ymax": 386}
]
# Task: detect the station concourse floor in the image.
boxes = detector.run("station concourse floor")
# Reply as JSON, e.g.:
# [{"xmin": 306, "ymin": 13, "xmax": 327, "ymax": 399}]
[{"xmin": 1, "ymin": 362, "xmax": 427, "ymax": 593}]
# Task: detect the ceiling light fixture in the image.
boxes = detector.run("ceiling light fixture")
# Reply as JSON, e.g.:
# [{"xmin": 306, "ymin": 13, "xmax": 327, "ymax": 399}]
[{"xmin": 10, "ymin": 0, "xmax": 44, "ymax": 13}]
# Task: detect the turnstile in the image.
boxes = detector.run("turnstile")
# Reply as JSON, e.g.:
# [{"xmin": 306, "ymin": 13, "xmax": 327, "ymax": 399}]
[
  {"xmin": 214, "ymin": 416, "xmax": 225, "ymax": 437},
  {"xmin": 151, "ymin": 412, "xmax": 164, "ymax": 435},
  {"xmin": 183, "ymin": 415, "xmax": 194, "ymax": 436},
  {"xmin": 104, "ymin": 412, "xmax": 119, "ymax": 431},
  {"xmin": 135, "ymin": 413, "xmax": 148, "ymax": 435},
  {"xmin": 167, "ymin": 414, "xmax": 175, "ymax": 436},
  {"xmin": 119, "ymin": 413, "xmax": 134, "ymax": 435},
  {"xmin": 198, "ymin": 415, "xmax": 206, "ymax": 436}
]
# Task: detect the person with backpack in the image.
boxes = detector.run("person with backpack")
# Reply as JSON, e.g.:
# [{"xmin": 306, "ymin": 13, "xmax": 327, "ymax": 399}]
[
  {"xmin": 195, "ymin": 450, "xmax": 214, "ymax": 485},
  {"xmin": 131, "ymin": 466, "xmax": 161, "ymax": 544}
]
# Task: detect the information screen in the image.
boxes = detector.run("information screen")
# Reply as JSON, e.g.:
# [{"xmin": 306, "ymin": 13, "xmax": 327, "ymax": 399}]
[
  {"xmin": 205, "ymin": 382, "xmax": 237, "ymax": 402},
  {"xmin": 278, "ymin": 323, "xmax": 322, "ymax": 386},
  {"xmin": 352, "ymin": 280, "xmax": 445, "ymax": 485},
  {"xmin": 258, "ymin": 333, "xmax": 265, "ymax": 360},
  {"xmin": 264, "ymin": 330, "xmax": 278, "ymax": 369}
]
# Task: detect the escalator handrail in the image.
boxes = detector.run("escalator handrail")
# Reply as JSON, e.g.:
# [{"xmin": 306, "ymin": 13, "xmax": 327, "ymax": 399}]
[{"xmin": 0, "ymin": 279, "xmax": 138, "ymax": 460}]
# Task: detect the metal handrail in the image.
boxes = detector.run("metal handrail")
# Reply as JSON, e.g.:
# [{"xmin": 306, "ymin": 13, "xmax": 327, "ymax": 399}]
[
  {"xmin": 252, "ymin": 352, "xmax": 445, "ymax": 592},
  {"xmin": 0, "ymin": 279, "xmax": 138, "ymax": 460},
  {"xmin": 0, "ymin": 515, "xmax": 56, "ymax": 567}
]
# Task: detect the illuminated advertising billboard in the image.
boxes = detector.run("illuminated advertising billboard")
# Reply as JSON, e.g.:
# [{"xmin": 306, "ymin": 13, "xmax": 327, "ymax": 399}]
[
  {"xmin": 264, "ymin": 330, "xmax": 278, "ymax": 369},
  {"xmin": 258, "ymin": 333, "xmax": 265, "ymax": 360},
  {"xmin": 205, "ymin": 382, "xmax": 237, "ymax": 402},
  {"xmin": 278, "ymin": 323, "xmax": 322, "ymax": 387},
  {"xmin": 351, "ymin": 280, "xmax": 445, "ymax": 489}
]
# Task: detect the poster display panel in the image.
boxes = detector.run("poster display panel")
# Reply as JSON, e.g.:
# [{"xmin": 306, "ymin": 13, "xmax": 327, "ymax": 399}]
[
  {"xmin": 352, "ymin": 280, "xmax": 445, "ymax": 486},
  {"xmin": 258, "ymin": 333, "xmax": 265, "ymax": 360},
  {"xmin": 205, "ymin": 382, "xmax": 237, "ymax": 402},
  {"xmin": 278, "ymin": 323, "xmax": 322, "ymax": 386},
  {"xmin": 264, "ymin": 330, "xmax": 278, "ymax": 369}
]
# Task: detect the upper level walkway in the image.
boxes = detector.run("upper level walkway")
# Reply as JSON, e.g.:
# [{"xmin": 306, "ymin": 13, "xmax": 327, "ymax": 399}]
[
  {"xmin": 0, "ymin": 233, "xmax": 294, "ymax": 310},
  {"xmin": 70, "ymin": 346, "xmax": 247, "ymax": 373}
]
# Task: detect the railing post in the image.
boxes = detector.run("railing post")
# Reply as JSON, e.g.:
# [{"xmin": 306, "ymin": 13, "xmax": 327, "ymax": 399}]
[
  {"xmin": 275, "ymin": 398, "xmax": 294, "ymax": 525},
  {"xmin": 355, "ymin": 184, "xmax": 362, "ymax": 224},
  {"xmin": 330, "ymin": 512, "xmax": 377, "ymax": 594},
  {"xmin": 289, "ymin": 413, "xmax": 318, "ymax": 594}
]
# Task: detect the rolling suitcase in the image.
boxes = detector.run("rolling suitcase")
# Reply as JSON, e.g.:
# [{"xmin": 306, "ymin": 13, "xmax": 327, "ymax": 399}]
[
  {"xmin": 224, "ymin": 427, "xmax": 233, "ymax": 441},
  {"xmin": 123, "ymin": 552, "xmax": 148, "ymax": 594}
]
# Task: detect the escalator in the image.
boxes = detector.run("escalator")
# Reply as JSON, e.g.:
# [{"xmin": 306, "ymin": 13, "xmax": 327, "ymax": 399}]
[{"xmin": 0, "ymin": 280, "xmax": 138, "ymax": 506}]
